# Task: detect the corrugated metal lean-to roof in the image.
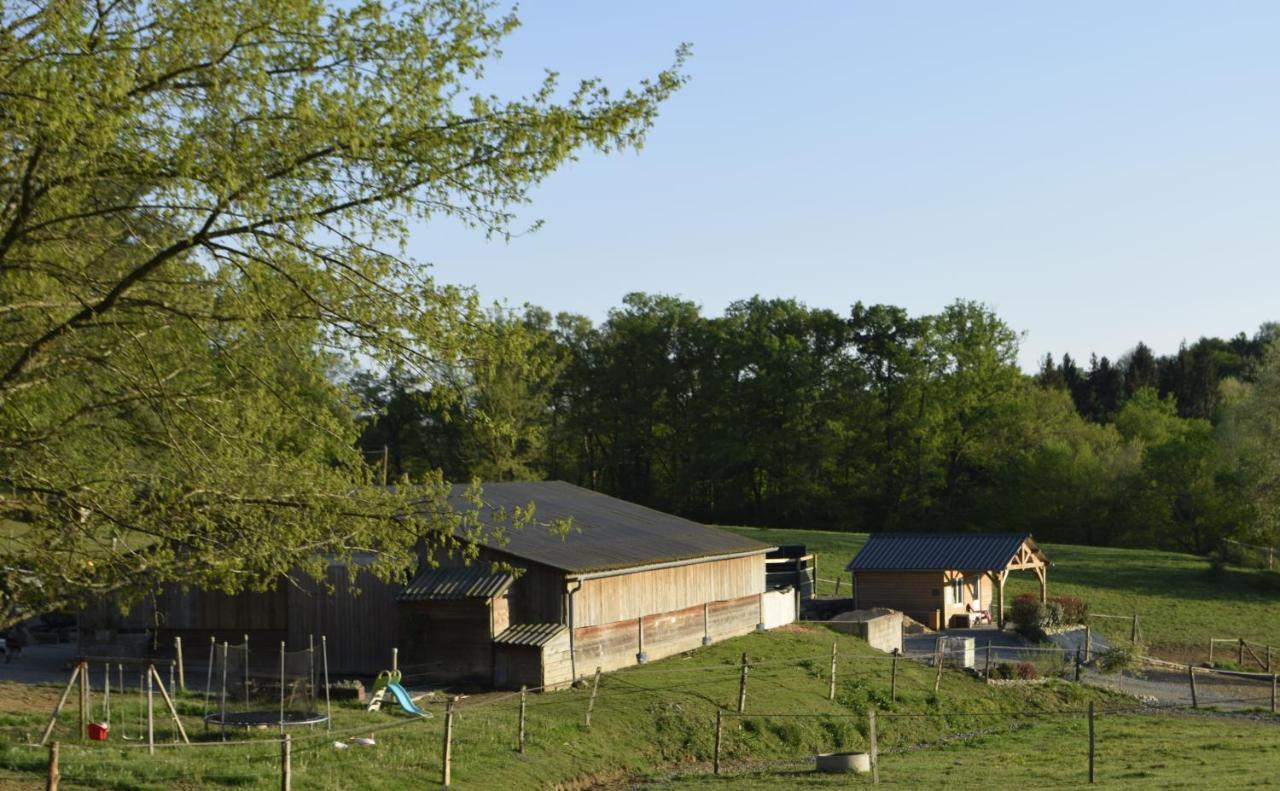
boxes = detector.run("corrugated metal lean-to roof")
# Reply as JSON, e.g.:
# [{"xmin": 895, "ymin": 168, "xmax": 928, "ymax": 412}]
[
  {"xmin": 441, "ymin": 481, "xmax": 772, "ymax": 575},
  {"xmin": 397, "ymin": 566, "xmax": 514, "ymax": 601},
  {"xmin": 846, "ymin": 533, "xmax": 1043, "ymax": 572},
  {"xmin": 492, "ymin": 622, "xmax": 567, "ymax": 647}
]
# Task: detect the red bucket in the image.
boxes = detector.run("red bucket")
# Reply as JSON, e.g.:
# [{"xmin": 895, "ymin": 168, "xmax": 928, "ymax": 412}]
[{"xmin": 87, "ymin": 722, "xmax": 109, "ymax": 741}]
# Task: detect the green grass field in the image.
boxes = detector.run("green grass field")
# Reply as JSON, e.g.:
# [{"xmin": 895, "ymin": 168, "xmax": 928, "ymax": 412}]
[
  {"xmin": 0, "ymin": 624, "xmax": 1145, "ymax": 790},
  {"xmin": 723, "ymin": 527, "xmax": 1280, "ymax": 662},
  {"xmin": 2, "ymin": 530, "xmax": 1279, "ymax": 788}
]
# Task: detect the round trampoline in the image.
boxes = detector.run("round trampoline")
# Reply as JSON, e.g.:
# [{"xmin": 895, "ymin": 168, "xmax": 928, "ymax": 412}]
[{"xmin": 204, "ymin": 710, "xmax": 329, "ymax": 728}]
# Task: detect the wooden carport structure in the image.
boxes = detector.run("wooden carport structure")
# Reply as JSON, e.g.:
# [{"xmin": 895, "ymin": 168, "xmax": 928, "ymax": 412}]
[{"xmin": 846, "ymin": 534, "xmax": 1050, "ymax": 629}]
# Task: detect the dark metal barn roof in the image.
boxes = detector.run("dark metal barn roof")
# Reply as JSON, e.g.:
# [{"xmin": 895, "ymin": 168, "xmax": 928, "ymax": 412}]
[
  {"xmin": 398, "ymin": 565, "xmax": 514, "ymax": 602},
  {"xmin": 443, "ymin": 481, "xmax": 771, "ymax": 575},
  {"xmin": 846, "ymin": 533, "xmax": 1045, "ymax": 572}
]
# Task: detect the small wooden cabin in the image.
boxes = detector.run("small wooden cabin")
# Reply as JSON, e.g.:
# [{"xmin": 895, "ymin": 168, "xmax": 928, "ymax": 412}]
[
  {"xmin": 397, "ymin": 481, "xmax": 778, "ymax": 690},
  {"xmin": 845, "ymin": 534, "xmax": 1049, "ymax": 629}
]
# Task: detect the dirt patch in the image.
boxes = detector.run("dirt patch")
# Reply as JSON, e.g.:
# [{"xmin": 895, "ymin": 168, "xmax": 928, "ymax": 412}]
[
  {"xmin": 0, "ymin": 682, "xmax": 59, "ymax": 715},
  {"xmin": 773, "ymin": 623, "xmax": 819, "ymax": 634}
]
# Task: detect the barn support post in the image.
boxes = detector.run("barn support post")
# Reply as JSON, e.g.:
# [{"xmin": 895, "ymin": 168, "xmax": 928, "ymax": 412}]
[
  {"xmin": 702, "ymin": 603, "xmax": 711, "ymax": 647},
  {"xmin": 755, "ymin": 592, "xmax": 765, "ymax": 632},
  {"xmin": 636, "ymin": 617, "xmax": 647, "ymax": 664}
]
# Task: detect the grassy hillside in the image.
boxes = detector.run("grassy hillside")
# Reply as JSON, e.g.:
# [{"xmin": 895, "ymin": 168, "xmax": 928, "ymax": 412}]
[
  {"xmin": 1, "ymin": 625, "xmax": 1116, "ymax": 790},
  {"xmin": 724, "ymin": 527, "xmax": 1280, "ymax": 662}
]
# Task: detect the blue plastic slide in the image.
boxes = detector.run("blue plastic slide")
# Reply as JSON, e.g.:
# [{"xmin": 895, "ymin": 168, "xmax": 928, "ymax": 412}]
[{"xmin": 384, "ymin": 682, "xmax": 432, "ymax": 718}]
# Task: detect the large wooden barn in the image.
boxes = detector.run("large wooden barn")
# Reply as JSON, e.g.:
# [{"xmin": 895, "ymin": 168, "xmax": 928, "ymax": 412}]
[
  {"xmin": 83, "ymin": 482, "xmax": 786, "ymax": 685},
  {"xmin": 845, "ymin": 533, "xmax": 1049, "ymax": 629},
  {"xmin": 397, "ymin": 481, "xmax": 782, "ymax": 690}
]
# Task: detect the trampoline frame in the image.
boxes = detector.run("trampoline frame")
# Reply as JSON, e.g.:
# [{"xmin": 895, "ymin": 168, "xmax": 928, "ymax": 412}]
[{"xmin": 204, "ymin": 710, "xmax": 329, "ymax": 728}]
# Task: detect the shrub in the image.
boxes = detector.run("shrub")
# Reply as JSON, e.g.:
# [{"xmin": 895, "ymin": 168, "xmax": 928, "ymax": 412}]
[
  {"xmin": 1050, "ymin": 595, "xmax": 1089, "ymax": 625},
  {"xmin": 992, "ymin": 662, "xmax": 1016, "ymax": 680},
  {"xmin": 1098, "ymin": 643, "xmax": 1146, "ymax": 674},
  {"xmin": 1015, "ymin": 662, "xmax": 1039, "ymax": 681},
  {"xmin": 1010, "ymin": 594, "xmax": 1045, "ymax": 627}
]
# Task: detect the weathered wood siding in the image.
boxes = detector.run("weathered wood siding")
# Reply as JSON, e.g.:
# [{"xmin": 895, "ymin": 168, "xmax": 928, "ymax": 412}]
[
  {"xmin": 854, "ymin": 571, "xmax": 946, "ymax": 627},
  {"xmin": 571, "ymin": 593, "xmax": 761, "ymax": 676},
  {"xmin": 541, "ymin": 628, "xmax": 574, "ymax": 690},
  {"xmin": 398, "ymin": 599, "xmax": 494, "ymax": 684},
  {"xmin": 287, "ymin": 565, "xmax": 403, "ymax": 675},
  {"xmin": 572, "ymin": 555, "xmax": 765, "ymax": 628}
]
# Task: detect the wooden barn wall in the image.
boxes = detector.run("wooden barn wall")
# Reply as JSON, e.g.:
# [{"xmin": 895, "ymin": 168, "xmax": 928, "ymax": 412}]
[
  {"xmin": 435, "ymin": 547, "xmax": 565, "ymax": 625},
  {"xmin": 571, "ymin": 593, "xmax": 760, "ymax": 676},
  {"xmin": 540, "ymin": 629, "xmax": 574, "ymax": 690},
  {"xmin": 854, "ymin": 571, "xmax": 945, "ymax": 628},
  {"xmin": 398, "ymin": 600, "xmax": 494, "ymax": 685},
  {"xmin": 573, "ymin": 555, "xmax": 765, "ymax": 628},
  {"xmin": 286, "ymin": 565, "xmax": 403, "ymax": 675}
]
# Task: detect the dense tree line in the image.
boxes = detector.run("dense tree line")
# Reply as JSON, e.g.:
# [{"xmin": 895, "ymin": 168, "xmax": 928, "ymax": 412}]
[{"xmin": 355, "ymin": 296, "xmax": 1280, "ymax": 555}]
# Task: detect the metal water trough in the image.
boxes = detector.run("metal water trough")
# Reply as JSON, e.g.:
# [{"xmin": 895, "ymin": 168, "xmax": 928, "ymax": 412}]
[{"xmin": 815, "ymin": 751, "xmax": 871, "ymax": 773}]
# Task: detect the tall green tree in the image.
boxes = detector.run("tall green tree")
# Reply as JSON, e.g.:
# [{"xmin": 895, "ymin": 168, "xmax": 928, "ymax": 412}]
[{"xmin": 0, "ymin": 0, "xmax": 686, "ymax": 627}]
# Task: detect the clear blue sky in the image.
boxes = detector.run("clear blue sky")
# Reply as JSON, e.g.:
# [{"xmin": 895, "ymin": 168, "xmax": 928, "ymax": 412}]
[{"xmin": 410, "ymin": 1, "xmax": 1280, "ymax": 370}]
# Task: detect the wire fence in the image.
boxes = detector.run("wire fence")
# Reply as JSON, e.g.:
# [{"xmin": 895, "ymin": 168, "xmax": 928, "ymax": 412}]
[{"xmin": 15, "ymin": 631, "xmax": 1280, "ymax": 789}]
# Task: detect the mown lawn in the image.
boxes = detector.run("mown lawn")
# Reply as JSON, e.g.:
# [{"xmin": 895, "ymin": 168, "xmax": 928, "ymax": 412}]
[
  {"xmin": 723, "ymin": 526, "xmax": 1280, "ymax": 663},
  {"xmin": 648, "ymin": 712, "xmax": 1280, "ymax": 788},
  {"xmin": 0, "ymin": 624, "xmax": 1121, "ymax": 790}
]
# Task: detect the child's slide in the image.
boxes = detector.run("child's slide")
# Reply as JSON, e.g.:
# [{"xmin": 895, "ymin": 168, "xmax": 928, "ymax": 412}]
[{"xmin": 384, "ymin": 681, "xmax": 432, "ymax": 718}]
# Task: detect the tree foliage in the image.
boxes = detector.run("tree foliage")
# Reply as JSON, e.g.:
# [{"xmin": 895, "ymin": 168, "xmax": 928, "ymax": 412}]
[{"xmin": 0, "ymin": 0, "xmax": 686, "ymax": 627}]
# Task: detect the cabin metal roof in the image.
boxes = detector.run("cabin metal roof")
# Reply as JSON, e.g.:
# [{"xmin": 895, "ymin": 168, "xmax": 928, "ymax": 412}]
[
  {"xmin": 846, "ymin": 533, "xmax": 1044, "ymax": 572},
  {"xmin": 493, "ymin": 623, "xmax": 567, "ymax": 647},
  {"xmin": 397, "ymin": 565, "xmax": 514, "ymax": 602},
  {"xmin": 443, "ymin": 481, "xmax": 771, "ymax": 575}
]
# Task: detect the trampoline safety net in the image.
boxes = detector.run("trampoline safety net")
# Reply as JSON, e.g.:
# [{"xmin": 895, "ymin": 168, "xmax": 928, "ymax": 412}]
[{"xmin": 203, "ymin": 637, "xmax": 330, "ymax": 732}]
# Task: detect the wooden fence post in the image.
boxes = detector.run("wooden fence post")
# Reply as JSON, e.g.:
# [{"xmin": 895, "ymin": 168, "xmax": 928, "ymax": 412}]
[
  {"xmin": 737, "ymin": 653, "xmax": 748, "ymax": 713},
  {"xmin": 1267, "ymin": 645, "xmax": 1272, "ymax": 673},
  {"xmin": 280, "ymin": 734, "xmax": 291, "ymax": 791},
  {"xmin": 984, "ymin": 641, "xmax": 992, "ymax": 680},
  {"xmin": 146, "ymin": 666, "xmax": 155, "ymax": 755},
  {"xmin": 1187, "ymin": 664, "xmax": 1198, "ymax": 708},
  {"xmin": 1085, "ymin": 628, "xmax": 1092, "ymax": 663},
  {"xmin": 1238, "ymin": 638, "xmax": 1245, "ymax": 666},
  {"xmin": 868, "ymin": 708, "xmax": 879, "ymax": 785},
  {"xmin": 45, "ymin": 741, "xmax": 58, "ymax": 791},
  {"xmin": 441, "ymin": 696, "xmax": 456, "ymax": 788},
  {"xmin": 1208, "ymin": 639, "xmax": 1214, "ymax": 665},
  {"xmin": 713, "ymin": 709, "xmax": 723, "ymax": 775},
  {"xmin": 1087, "ymin": 701, "xmax": 1096, "ymax": 784},
  {"xmin": 1131, "ymin": 613, "xmax": 1139, "ymax": 645},
  {"xmin": 890, "ymin": 651, "xmax": 898, "ymax": 703},
  {"xmin": 175, "ymin": 636, "xmax": 185, "ymax": 692},
  {"xmin": 828, "ymin": 642, "xmax": 837, "ymax": 701},
  {"xmin": 518, "ymin": 685, "xmax": 527, "ymax": 754},
  {"xmin": 78, "ymin": 661, "xmax": 87, "ymax": 741},
  {"xmin": 934, "ymin": 639, "xmax": 944, "ymax": 694},
  {"xmin": 585, "ymin": 667, "xmax": 601, "ymax": 727},
  {"xmin": 1075, "ymin": 647, "xmax": 1082, "ymax": 683}
]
